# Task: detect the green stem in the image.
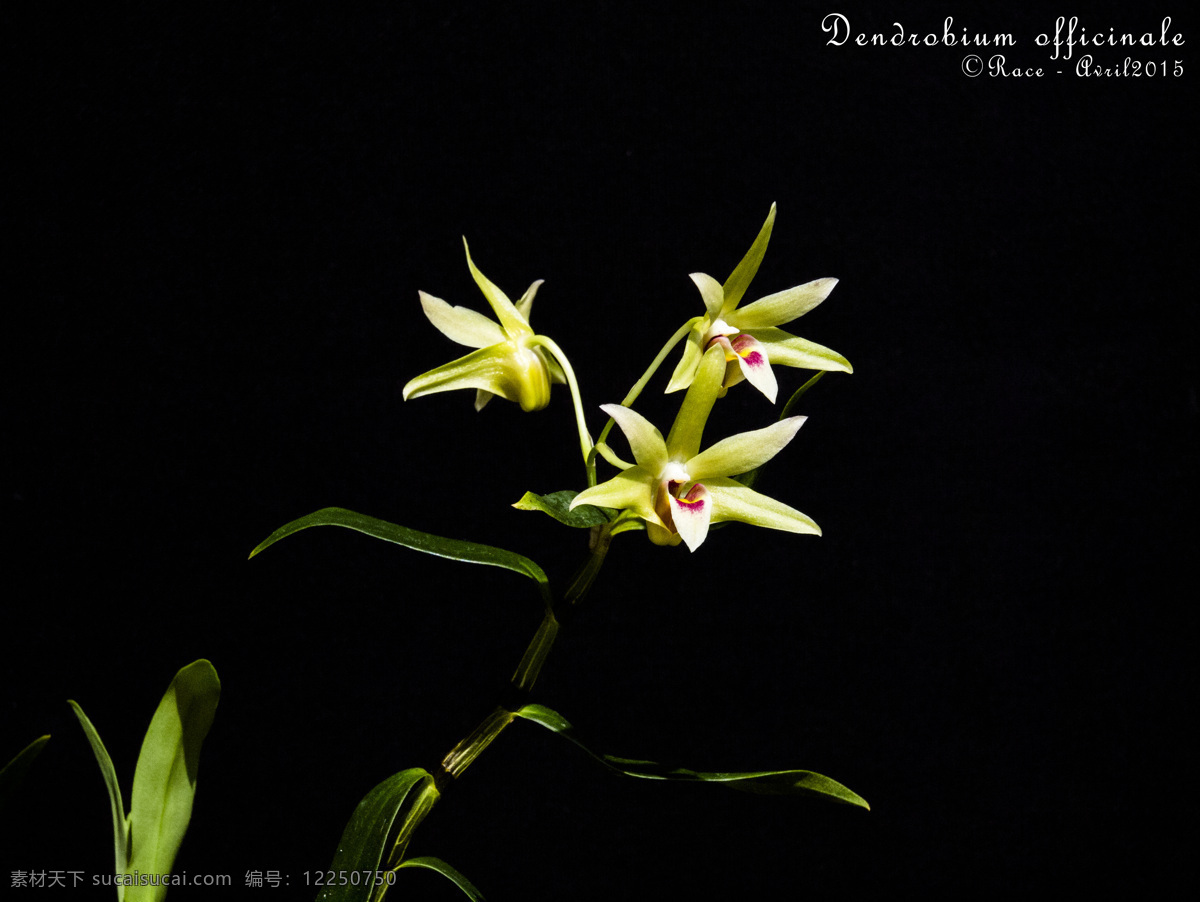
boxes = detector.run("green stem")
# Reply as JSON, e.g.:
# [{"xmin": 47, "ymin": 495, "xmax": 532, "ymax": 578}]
[
  {"xmin": 440, "ymin": 706, "xmax": 517, "ymax": 779},
  {"xmin": 590, "ymin": 318, "xmax": 697, "ymax": 468},
  {"xmin": 380, "ymin": 528, "xmax": 617, "ymax": 893},
  {"xmin": 528, "ymin": 335, "xmax": 595, "ymax": 483}
]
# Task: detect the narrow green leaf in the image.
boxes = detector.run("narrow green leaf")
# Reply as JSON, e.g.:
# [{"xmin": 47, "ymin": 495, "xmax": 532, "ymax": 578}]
[
  {"xmin": 779, "ymin": 370, "xmax": 826, "ymax": 421},
  {"xmin": 317, "ymin": 769, "xmax": 433, "ymax": 902},
  {"xmin": 514, "ymin": 703, "xmax": 868, "ymax": 810},
  {"xmin": 128, "ymin": 660, "xmax": 220, "ymax": 900},
  {"xmin": 513, "ymin": 490, "xmax": 612, "ymax": 528},
  {"xmin": 399, "ymin": 857, "xmax": 486, "ymax": 901},
  {"xmin": 0, "ymin": 734, "xmax": 51, "ymax": 810},
  {"xmin": 734, "ymin": 371, "xmax": 827, "ymax": 492},
  {"xmin": 69, "ymin": 700, "xmax": 131, "ymax": 881},
  {"xmin": 250, "ymin": 507, "xmax": 551, "ymax": 608}
]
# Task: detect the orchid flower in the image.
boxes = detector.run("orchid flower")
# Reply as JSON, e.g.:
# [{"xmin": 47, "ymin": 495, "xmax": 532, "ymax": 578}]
[
  {"xmin": 403, "ymin": 239, "xmax": 565, "ymax": 412},
  {"xmin": 665, "ymin": 203, "xmax": 852, "ymax": 403},
  {"xmin": 572, "ymin": 346, "xmax": 820, "ymax": 552}
]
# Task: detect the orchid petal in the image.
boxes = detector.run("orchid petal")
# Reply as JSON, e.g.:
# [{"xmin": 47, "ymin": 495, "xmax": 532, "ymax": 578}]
[
  {"xmin": 404, "ymin": 343, "xmax": 551, "ymax": 411},
  {"xmin": 571, "ymin": 466, "xmax": 661, "ymax": 526},
  {"xmin": 666, "ymin": 345, "xmax": 725, "ymax": 460},
  {"xmin": 721, "ymin": 202, "xmax": 776, "ymax": 313},
  {"xmin": 474, "ymin": 389, "xmax": 494, "ymax": 411},
  {"xmin": 727, "ymin": 277, "xmax": 838, "ymax": 329},
  {"xmin": 403, "ymin": 344, "xmax": 516, "ymax": 402},
  {"xmin": 668, "ymin": 483, "xmax": 712, "ymax": 552},
  {"xmin": 749, "ymin": 327, "xmax": 854, "ymax": 374},
  {"xmin": 687, "ymin": 416, "xmax": 806, "ymax": 481},
  {"xmin": 646, "ymin": 519, "xmax": 682, "ymax": 546},
  {"xmin": 419, "ymin": 291, "xmax": 507, "ymax": 348},
  {"xmin": 515, "ymin": 279, "xmax": 544, "ymax": 321},
  {"xmin": 665, "ymin": 328, "xmax": 705, "ymax": 394},
  {"xmin": 689, "ymin": 272, "xmax": 726, "ymax": 320},
  {"xmin": 462, "ymin": 238, "xmax": 532, "ymax": 338},
  {"xmin": 728, "ymin": 333, "xmax": 778, "ymax": 403},
  {"xmin": 600, "ymin": 404, "xmax": 668, "ymax": 473},
  {"xmin": 704, "ymin": 477, "xmax": 822, "ymax": 535}
]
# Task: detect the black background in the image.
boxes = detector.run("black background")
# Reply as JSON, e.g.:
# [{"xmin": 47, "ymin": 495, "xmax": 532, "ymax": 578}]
[{"xmin": 5, "ymin": 3, "xmax": 1194, "ymax": 898}]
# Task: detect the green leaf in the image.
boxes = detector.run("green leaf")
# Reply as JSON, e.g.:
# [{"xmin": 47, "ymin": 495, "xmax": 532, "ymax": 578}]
[
  {"xmin": 0, "ymin": 734, "xmax": 51, "ymax": 810},
  {"xmin": 250, "ymin": 507, "xmax": 552, "ymax": 608},
  {"xmin": 127, "ymin": 659, "xmax": 220, "ymax": 900},
  {"xmin": 514, "ymin": 703, "xmax": 869, "ymax": 810},
  {"xmin": 399, "ymin": 857, "xmax": 485, "ymax": 901},
  {"xmin": 734, "ymin": 371, "xmax": 827, "ymax": 492},
  {"xmin": 512, "ymin": 490, "xmax": 612, "ymax": 528},
  {"xmin": 69, "ymin": 700, "xmax": 131, "ymax": 882},
  {"xmin": 317, "ymin": 769, "xmax": 434, "ymax": 902},
  {"xmin": 779, "ymin": 370, "xmax": 826, "ymax": 421}
]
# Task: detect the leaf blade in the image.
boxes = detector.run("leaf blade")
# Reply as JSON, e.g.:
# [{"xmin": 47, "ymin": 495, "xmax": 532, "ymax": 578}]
[
  {"xmin": 68, "ymin": 701, "xmax": 131, "ymax": 881},
  {"xmin": 514, "ymin": 704, "xmax": 868, "ymax": 809},
  {"xmin": 0, "ymin": 734, "xmax": 51, "ymax": 810},
  {"xmin": 399, "ymin": 856, "xmax": 486, "ymax": 901},
  {"xmin": 316, "ymin": 769, "xmax": 433, "ymax": 902},
  {"xmin": 512, "ymin": 490, "xmax": 612, "ymax": 528},
  {"xmin": 127, "ymin": 660, "xmax": 221, "ymax": 900},
  {"xmin": 250, "ymin": 507, "xmax": 551, "ymax": 607}
]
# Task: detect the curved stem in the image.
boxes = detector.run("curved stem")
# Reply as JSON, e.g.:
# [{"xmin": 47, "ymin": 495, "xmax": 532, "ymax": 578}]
[
  {"xmin": 528, "ymin": 335, "xmax": 595, "ymax": 483},
  {"xmin": 589, "ymin": 318, "xmax": 697, "ymax": 470}
]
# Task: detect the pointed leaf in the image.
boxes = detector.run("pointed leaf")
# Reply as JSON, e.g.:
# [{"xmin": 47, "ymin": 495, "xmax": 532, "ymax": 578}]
[
  {"xmin": 69, "ymin": 700, "xmax": 131, "ymax": 878},
  {"xmin": 735, "ymin": 372, "xmax": 828, "ymax": 491},
  {"xmin": 513, "ymin": 491, "xmax": 613, "ymax": 528},
  {"xmin": 779, "ymin": 370, "xmax": 827, "ymax": 421},
  {"xmin": 399, "ymin": 857, "xmax": 486, "ymax": 901},
  {"xmin": 127, "ymin": 659, "xmax": 220, "ymax": 898},
  {"xmin": 317, "ymin": 769, "xmax": 434, "ymax": 902},
  {"xmin": 514, "ymin": 704, "xmax": 867, "ymax": 809},
  {"xmin": 250, "ymin": 507, "xmax": 551, "ymax": 608},
  {"xmin": 0, "ymin": 734, "xmax": 51, "ymax": 810}
]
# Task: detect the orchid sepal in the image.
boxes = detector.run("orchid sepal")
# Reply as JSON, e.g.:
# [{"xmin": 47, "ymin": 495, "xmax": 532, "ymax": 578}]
[{"xmin": 704, "ymin": 477, "xmax": 821, "ymax": 535}]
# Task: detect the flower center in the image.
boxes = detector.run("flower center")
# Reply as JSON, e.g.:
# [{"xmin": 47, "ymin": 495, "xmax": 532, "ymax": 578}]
[{"xmin": 702, "ymin": 317, "xmax": 740, "ymax": 348}]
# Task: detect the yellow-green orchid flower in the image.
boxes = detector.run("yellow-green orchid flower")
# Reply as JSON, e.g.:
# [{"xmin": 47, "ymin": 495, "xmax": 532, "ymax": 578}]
[
  {"xmin": 403, "ymin": 239, "xmax": 564, "ymax": 412},
  {"xmin": 573, "ymin": 346, "xmax": 820, "ymax": 552},
  {"xmin": 665, "ymin": 203, "xmax": 852, "ymax": 403}
]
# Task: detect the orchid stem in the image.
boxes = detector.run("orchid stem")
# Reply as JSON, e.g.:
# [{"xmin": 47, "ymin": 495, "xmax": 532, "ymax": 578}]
[
  {"xmin": 382, "ymin": 528, "xmax": 616, "ymax": 890},
  {"xmin": 589, "ymin": 318, "xmax": 696, "ymax": 469},
  {"xmin": 529, "ymin": 335, "xmax": 596, "ymax": 484}
]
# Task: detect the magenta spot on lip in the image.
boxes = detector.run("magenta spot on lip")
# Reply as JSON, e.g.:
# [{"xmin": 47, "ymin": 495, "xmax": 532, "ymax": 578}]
[
  {"xmin": 741, "ymin": 350, "xmax": 764, "ymax": 366},
  {"xmin": 675, "ymin": 483, "xmax": 708, "ymax": 514}
]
